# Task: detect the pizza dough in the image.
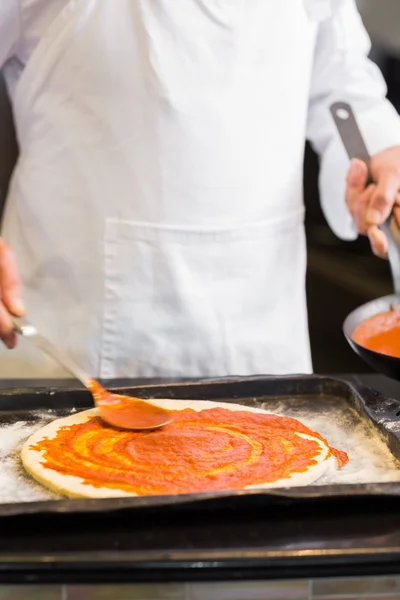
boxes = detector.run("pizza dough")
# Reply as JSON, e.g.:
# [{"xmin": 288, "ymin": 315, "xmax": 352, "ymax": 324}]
[{"xmin": 21, "ymin": 399, "xmax": 337, "ymax": 498}]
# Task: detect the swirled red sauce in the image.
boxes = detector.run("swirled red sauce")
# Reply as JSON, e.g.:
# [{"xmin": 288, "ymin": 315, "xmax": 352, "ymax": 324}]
[
  {"xmin": 352, "ymin": 310, "xmax": 400, "ymax": 358},
  {"xmin": 32, "ymin": 408, "xmax": 348, "ymax": 495}
]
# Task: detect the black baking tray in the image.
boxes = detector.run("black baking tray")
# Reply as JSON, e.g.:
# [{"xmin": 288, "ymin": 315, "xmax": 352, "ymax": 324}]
[
  {"xmin": 3, "ymin": 375, "xmax": 400, "ymax": 583},
  {"xmin": 1, "ymin": 374, "xmax": 400, "ymax": 519}
]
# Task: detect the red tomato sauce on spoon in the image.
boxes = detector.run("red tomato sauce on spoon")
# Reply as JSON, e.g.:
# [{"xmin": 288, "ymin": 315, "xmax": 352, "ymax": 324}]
[{"xmin": 87, "ymin": 379, "xmax": 171, "ymax": 430}]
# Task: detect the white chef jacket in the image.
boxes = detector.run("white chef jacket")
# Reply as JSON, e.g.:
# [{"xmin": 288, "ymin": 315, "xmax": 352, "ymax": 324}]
[{"xmin": 0, "ymin": 0, "xmax": 400, "ymax": 379}]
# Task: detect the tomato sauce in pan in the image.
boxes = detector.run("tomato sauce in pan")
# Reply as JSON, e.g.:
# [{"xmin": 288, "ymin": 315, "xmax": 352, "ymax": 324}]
[{"xmin": 352, "ymin": 309, "xmax": 400, "ymax": 358}]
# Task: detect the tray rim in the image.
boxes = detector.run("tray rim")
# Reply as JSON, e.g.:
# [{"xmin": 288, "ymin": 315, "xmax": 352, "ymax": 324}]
[{"xmin": 1, "ymin": 373, "xmax": 400, "ymax": 517}]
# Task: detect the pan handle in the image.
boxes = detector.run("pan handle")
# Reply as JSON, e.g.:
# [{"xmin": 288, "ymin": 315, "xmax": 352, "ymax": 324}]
[
  {"xmin": 330, "ymin": 101, "xmax": 400, "ymax": 294},
  {"xmin": 330, "ymin": 102, "xmax": 372, "ymax": 183}
]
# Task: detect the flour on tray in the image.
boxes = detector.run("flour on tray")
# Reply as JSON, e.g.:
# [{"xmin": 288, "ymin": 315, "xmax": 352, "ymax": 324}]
[
  {"xmin": 1, "ymin": 397, "xmax": 400, "ymax": 504},
  {"xmin": 0, "ymin": 417, "xmax": 57, "ymax": 503},
  {"xmin": 257, "ymin": 398, "xmax": 400, "ymax": 486}
]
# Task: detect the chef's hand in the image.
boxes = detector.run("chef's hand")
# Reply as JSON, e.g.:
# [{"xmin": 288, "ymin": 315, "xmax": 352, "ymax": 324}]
[
  {"xmin": 0, "ymin": 238, "xmax": 24, "ymax": 348},
  {"xmin": 345, "ymin": 146, "xmax": 400, "ymax": 259}
]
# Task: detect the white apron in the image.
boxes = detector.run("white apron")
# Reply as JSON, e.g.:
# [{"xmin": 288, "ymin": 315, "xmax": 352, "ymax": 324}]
[{"xmin": 1, "ymin": 0, "xmax": 325, "ymax": 379}]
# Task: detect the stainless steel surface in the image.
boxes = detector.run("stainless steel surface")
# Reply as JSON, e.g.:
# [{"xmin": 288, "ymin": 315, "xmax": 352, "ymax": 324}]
[
  {"xmin": 330, "ymin": 101, "xmax": 400, "ymax": 294},
  {"xmin": 13, "ymin": 317, "xmax": 91, "ymax": 386}
]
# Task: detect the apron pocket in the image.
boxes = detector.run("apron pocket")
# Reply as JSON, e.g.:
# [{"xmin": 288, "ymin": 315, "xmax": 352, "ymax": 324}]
[{"xmin": 101, "ymin": 213, "xmax": 307, "ymax": 379}]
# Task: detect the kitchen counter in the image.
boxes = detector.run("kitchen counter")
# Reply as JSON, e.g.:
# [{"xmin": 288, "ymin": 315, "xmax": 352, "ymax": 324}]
[{"xmin": 0, "ymin": 373, "xmax": 400, "ymax": 584}]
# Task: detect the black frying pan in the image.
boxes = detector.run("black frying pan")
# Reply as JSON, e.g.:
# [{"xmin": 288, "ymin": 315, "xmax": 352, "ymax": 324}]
[
  {"xmin": 330, "ymin": 102, "xmax": 400, "ymax": 381},
  {"xmin": 343, "ymin": 294, "xmax": 400, "ymax": 380}
]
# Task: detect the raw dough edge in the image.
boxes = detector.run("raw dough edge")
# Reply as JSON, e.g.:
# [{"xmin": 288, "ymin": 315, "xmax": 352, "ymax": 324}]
[{"xmin": 21, "ymin": 399, "xmax": 334, "ymax": 498}]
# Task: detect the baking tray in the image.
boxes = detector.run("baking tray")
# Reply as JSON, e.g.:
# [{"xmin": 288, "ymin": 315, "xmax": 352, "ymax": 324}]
[{"xmin": 1, "ymin": 374, "xmax": 400, "ymax": 518}]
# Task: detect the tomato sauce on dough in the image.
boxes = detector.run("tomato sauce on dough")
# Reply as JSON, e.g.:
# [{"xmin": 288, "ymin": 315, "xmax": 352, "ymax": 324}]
[
  {"xmin": 32, "ymin": 408, "xmax": 348, "ymax": 495},
  {"xmin": 352, "ymin": 309, "xmax": 400, "ymax": 358}
]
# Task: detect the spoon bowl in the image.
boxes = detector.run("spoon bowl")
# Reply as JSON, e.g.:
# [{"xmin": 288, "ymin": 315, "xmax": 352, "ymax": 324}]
[{"xmin": 87, "ymin": 378, "xmax": 172, "ymax": 430}]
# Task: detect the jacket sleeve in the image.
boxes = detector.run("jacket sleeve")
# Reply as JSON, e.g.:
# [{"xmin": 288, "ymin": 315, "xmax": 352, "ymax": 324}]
[
  {"xmin": 306, "ymin": 0, "xmax": 400, "ymax": 240},
  {"xmin": 0, "ymin": 0, "xmax": 20, "ymax": 68}
]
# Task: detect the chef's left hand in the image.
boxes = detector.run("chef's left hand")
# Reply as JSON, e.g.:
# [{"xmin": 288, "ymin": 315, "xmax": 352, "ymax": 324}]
[{"xmin": 345, "ymin": 146, "xmax": 400, "ymax": 259}]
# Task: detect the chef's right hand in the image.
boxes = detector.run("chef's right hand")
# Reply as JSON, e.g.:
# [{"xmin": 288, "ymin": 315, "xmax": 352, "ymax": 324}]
[
  {"xmin": 346, "ymin": 153, "xmax": 400, "ymax": 259},
  {"xmin": 0, "ymin": 238, "xmax": 25, "ymax": 349}
]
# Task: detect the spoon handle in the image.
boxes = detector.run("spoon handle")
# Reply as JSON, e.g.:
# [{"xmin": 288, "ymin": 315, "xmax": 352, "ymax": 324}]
[{"xmin": 13, "ymin": 317, "xmax": 91, "ymax": 387}]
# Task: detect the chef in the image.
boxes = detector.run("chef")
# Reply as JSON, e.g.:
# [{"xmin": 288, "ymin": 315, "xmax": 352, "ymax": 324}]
[{"xmin": 0, "ymin": 0, "xmax": 400, "ymax": 379}]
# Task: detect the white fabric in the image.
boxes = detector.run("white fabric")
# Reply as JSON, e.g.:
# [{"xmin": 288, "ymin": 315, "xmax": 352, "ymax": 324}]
[
  {"xmin": 0, "ymin": 0, "xmax": 399, "ymax": 379},
  {"xmin": 307, "ymin": 0, "xmax": 400, "ymax": 241},
  {"xmin": 0, "ymin": 1, "xmax": 19, "ymax": 67}
]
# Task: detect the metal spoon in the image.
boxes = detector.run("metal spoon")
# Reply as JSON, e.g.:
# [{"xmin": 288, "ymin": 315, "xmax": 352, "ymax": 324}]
[{"xmin": 13, "ymin": 317, "xmax": 171, "ymax": 430}]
